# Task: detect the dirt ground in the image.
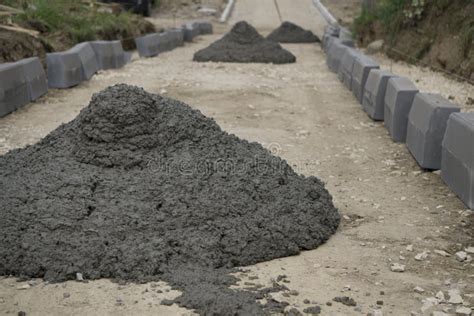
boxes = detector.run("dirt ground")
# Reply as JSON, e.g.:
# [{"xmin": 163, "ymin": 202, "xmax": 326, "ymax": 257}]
[{"xmin": 0, "ymin": 0, "xmax": 473, "ymax": 315}]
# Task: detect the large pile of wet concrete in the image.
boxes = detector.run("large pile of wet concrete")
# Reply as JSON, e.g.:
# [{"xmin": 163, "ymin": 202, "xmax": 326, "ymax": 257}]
[
  {"xmin": 267, "ymin": 21, "xmax": 320, "ymax": 43},
  {"xmin": 194, "ymin": 21, "xmax": 296, "ymax": 64},
  {"xmin": 0, "ymin": 84, "xmax": 339, "ymax": 314}
]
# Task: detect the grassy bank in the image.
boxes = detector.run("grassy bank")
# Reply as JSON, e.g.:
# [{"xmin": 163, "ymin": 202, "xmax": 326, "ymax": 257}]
[
  {"xmin": 0, "ymin": 0, "xmax": 155, "ymax": 52},
  {"xmin": 353, "ymin": 0, "xmax": 474, "ymax": 81}
]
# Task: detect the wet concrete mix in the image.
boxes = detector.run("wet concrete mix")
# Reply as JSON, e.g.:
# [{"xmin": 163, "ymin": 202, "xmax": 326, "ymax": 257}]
[
  {"xmin": 194, "ymin": 21, "xmax": 296, "ymax": 64},
  {"xmin": 267, "ymin": 21, "xmax": 321, "ymax": 43},
  {"xmin": 0, "ymin": 84, "xmax": 340, "ymax": 314}
]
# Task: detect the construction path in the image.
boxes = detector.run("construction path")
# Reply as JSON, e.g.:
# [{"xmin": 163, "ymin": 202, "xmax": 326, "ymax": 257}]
[{"xmin": 0, "ymin": 0, "xmax": 473, "ymax": 315}]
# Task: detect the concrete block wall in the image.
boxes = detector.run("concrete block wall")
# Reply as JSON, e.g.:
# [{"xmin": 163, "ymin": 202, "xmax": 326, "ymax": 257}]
[
  {"xmin": 70, "ymin": 42, "xmax": 99, "ymax": 80},
  {"xmin": 384, "ymin": 77, "xmax": 419, "ymax": 142},
  {"xmin": 406, "ymin": 93, "xmax": 460, "ymax": 170},
  {"xmin": 362, "ymin": 70, "xmax": 397, "ymax": 121},
  {"xmin": 0, "ymin": 62, "xmax": 30, "ymax": 117},
  {"xmin": 18, "ymin": 57, "xmax": 48, "ymax": 102},
  {"xmin": 90, "ymin": 41, "xmax": 128, "ymax": 70},
  {"xmin": 46, "ymin": 51, "xmax": 83, "ymax": 89},
  {"xmin": 135, "ymin": 33, "xmax": 161, "ymax": 58},
  {"xmin": 352, "ymin": 55, "xmax": 380, "ymax": 104},
  {"xmin": 319, "ymin": 19, "xmax": 472, "ymax": 209},
  {"xmin": 441, "ymin": 113, "xmax": 474, "ymax": 209}
]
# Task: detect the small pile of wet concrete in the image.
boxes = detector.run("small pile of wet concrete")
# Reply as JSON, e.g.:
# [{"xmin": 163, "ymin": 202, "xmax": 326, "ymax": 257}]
[
  {"xmin": 194, "ymin": 21, "xmax": 296, "ymax": 64},
  {"xmin": 267, "ymin": 21, "xmax": 320, "ymax": 43},
  {"xmin": 0, "ymin": 84, "xmax": 339, "ymax": 314}
]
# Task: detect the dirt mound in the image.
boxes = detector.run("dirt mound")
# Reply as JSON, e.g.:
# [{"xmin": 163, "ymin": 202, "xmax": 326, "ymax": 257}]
[
  {"xmin": 0, "ymin": 28, "xmax": 52, "ymax": 65},
  {"xmin": 194, "ymin": 21, "xmax": 296, "ymax": 64},
  {"xmin": 267, "ymin": 21, "xmax": 320, "ymax": 43},
  {"xmin": 0, "ymin": 84, "xmax": 339, "ymax": 314}
]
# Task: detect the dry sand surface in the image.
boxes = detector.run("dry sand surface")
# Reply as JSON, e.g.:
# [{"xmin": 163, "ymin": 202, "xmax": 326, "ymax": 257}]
[{"xmin": 0, "ymin": 0, "xmax": 473, "ymax": 315}]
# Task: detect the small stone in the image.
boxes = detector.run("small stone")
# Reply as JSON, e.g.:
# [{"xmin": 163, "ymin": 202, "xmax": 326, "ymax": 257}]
[
  {"xmin": 303, "ymin": 306, "xmax": 321, "ymax": 315},
  {"xmin": 289, "ymin": 290, "xmax": 299, "ymax": 296},
  {"xmin": 456, "ymin": 251, "xmax": 468, "ymax": 262},
  {"xmin": 16, "ymin": 284, "xmax": 30, "ymax": 290},
  {"xmin": 414, "ymin": 287, "xmax": 425, "ymax": 294},
  {"xmin": 380, "ymin": 291, "xmax": 385, "ymax": 295},
  {"xmin": 333, "ymin": 296, "xmax": 357, "ymax": 306},
  {"xmin": 376, "ymin": 300, "xmax": 384, "ymax": 305},
  {"xmin": 18, "ymin": 312, "xmax": 26, "ymax": 316},
  {"xmin": 63, "ymin": 292, "xmax": 71, "ymax": 299},
  {"xmin": 115, "ymin": 298, "xmax": 124, "ymax": 306},
  {"xmin": 366, "ymin": 39, "xmax": 384, "ymax": 55},
  {"xmin": 436, "ymin": 291, "xmax": 445, "ymax": 302},
  {"xmin": 76, "ymin": 273, "xmax": 84, "ymax": 281},
  {"xmin": 456, "ymin": 306, "xmax": 472, "ymax": 316},
  {"xmin": 448, "ymin": 289, "xmax": 463, "ymax": 304},
  {"xmin": 304, "ymin": 299, "xmax": 311, "ymax": 304},
  {"xmin": 285, "ymin": 308, "xmax": 303, "ymax": 316},
  {"xmin": 415, "ymin": 251, "xmax": 430, "ymax": 261},
  {"xmin": 434, "ymin": 250, "xmax": 451, "ymax": 257},
  {"xmin": 406, "ymin": 245, "xmax": 414, "ymax": 252},
  {"xmin": 390, "ymin": 263, "xmax": 405, "ymax": 272},
  {"xmin": 326, "ymin": 302, "xmax": 332, "ymax": 306},
  {"xmin": 161, "ymin": 299, "xmax": 174, "ymax": 306}
]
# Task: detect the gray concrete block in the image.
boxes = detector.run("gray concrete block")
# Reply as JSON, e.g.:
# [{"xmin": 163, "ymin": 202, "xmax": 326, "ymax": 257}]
[
  {"xmin": 407, "ymin": 93, "xmax": 460, "ymax": 170},
  {"xmin": 193, "ymin": 21, "xmax": 213, "ymax": 35},
  {"xmin": 169, "ymin": 28, "xmax": 184, "ymax": 47},
  {"xmin": 441, "ymin": 112, "xmax": 474, "ymax": 209},
  {"xmin": 17, "ymin": 57, "xmax": 48, "ymax": 101},
  {"xmin": 383, "ymin": 77, "xmax": 419, "ymax": 142},
  {"xmin": 324, "ymin": 25, "xmax": 340, "ymax": 37},
  {"xmin": 46, "ymin": 51, "xmax": 83, "ymax": 89},
  {"xmin": 338, "ymin": 48, "xmax": 360, "ymax": 90},
  {"xmin": 69, "ymin": 42, "xmax": 99, "ymax": 80},
  {"xmin": 0, "ymin": 62, "xmax": 29, "ymax": 117},
  {"xmin": 362, "ymin": 69, "xmax": 398, "ymax": 121},
  {"xmin": 352, "ymin": 55, "xmax": 379, "ymax": 104},
  {"xmin": 327, "ymin": 40, "xmax": 350, "ymax": 73},
  {"xmin": 135, "ymin": 33, "xmax": 160, "ymax": 58},
  {"xmin": 183, "ymin": 23, "xmax": 200, "ymax": 42},
  {"xmin": 90, "ymin": 41, "xmax": 128, "ymax": 70},
  {"xmin": 158, "ymin": 31, "xmax": 176, "ymax": 53}
]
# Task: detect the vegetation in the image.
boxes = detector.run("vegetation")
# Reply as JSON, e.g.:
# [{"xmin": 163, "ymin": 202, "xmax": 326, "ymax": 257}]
[{"xmin": 0, "ymin": 0, "xmax": 155, "ymax": 49}]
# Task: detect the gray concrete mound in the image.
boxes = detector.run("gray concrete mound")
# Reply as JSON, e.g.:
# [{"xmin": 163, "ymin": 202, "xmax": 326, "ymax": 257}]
[
  {"xmin": 267, "ymin": 21, "xmax": 320, "ymax": 43},
  {"xmin": 194, "ymin": 21, "xmax": 296, "ymax": 64},
  {"xmin": 0, "ymin": 84, "xmax": 339, "ymax": 314}
]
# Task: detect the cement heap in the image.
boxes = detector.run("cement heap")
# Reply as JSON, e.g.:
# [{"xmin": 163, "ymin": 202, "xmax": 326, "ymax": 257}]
[
  {"xmin": 0, "ymin": 85, "xmax": 339, "ymax": 314},
  {"xmin": 194, "ymin": 21, "xmax": 296, "ymax": 64},
  {"xmin": 267, "ymin": 21, "xmax": 321, "ymax": 43}
]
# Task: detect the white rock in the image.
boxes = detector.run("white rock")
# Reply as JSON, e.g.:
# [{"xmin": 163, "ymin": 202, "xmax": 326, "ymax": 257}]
[
  {"xmin": 390, "ymin": 263, "xmax": 405, "ymax": 272},
  {"xmin": 436, "ymin": 291, "xmax": 445, "ymax": 302},
  {"xmin": 434, "ymin": 250, "xmax": 451, "ymax": 257},
  {"xmin": 456, "ymin": 251, "xmax": 468, "ymax": 262},
  {"xmin": 456, "ymin": 306, "xmax": 472, "ymax": 316},
  {"xmin": 448, "ymin": 289, "xmax": 463, "ymax": 304},
  {"xmin": 76, "ymin": 272, "xmax": 84, "ymax": 281},
  {"xmin": 421, "ymin": 297, "xmax": 439, "ymax": 313},
  {"xmin": 16, "ymin": 284, "xmax": 31, "ymax": 290},
  {"xmin": 415, "ymin": 251, "xmax": 430, "ymax": 261},
  {"xmin": 197, "ymin": 7, "xmax": 218, "ymax": 15},
  {"xmin": 414, "ymin": 286, "xmax": 425, "ymax": 294},
  {"xmin": 406, "ymin": 245, "xmax": 414, "ymax": 252},
  {"xmin": 464, "ymin": 246, "xmax": 474, "ymax": 254}
]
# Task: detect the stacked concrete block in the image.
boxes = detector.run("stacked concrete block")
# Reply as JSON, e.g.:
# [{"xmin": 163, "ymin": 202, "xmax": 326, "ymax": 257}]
[
  {"xmin": 69, "ymin": 42, "xmax": 99, "ymax": 80},
  {"xmin": 338, "ymin": 48, "xmax": 360, "ymax": 90},
  {"xmin": 441, "ymin": 112, "xmax": 474, "ymax": 209},
  {"xmin": 135, "ymin": 33, "xmax": 160, "ymax": 58},
  {"xmin": 406, "ymin": 93, "xmax": 460, "ymax": 170},
  {"xmin": 17, "ymin": 57, "xmax": 48, "ymax": 101},
  {"xmin": 327, "ymin": 40, "xmax": 350, "ymax": 73},
  {"xmin": 383, "ymin": 77, "xmax": 419, "ymax": 142},
  {"xmin": 183, "ymin": 23, "xmax": 200, "ymax": 42},
  {"xmin": 193, "ymin": 21, "xmax": 213, "ymax": 35},
  {"xmin": 352, "ymin": 55, "xmax": 379, "ymax": 104},
  {"xmin": 0, "ymin": 62, "xmax": 30, "ymax": 117},
  {"xmin": 90, "ymin": 41, "xmax": 128, "ymax": 70},
  {"xmin": 362, "ymin": 70, "xmax": 398, "ymax": 121},
  {"xmin": 46, "ymin": 51, "xmax": 83, "ymax": 89}
]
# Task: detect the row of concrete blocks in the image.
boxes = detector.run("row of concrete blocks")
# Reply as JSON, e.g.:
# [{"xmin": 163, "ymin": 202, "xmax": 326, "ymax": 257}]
[
  {"xmin": 47, "ymin": 41, "xmax": 131, "ymax": 89},
  {"xmin": 135, "ymin": 21, "xmax": 213, "ymax": 58},
  {"xmin": 322, "ymin": 26, "xmax": 473, "ymax": 209},
  {"xmin": 0, "ymin": 57, "xmax": 48, "ymax": 117}
]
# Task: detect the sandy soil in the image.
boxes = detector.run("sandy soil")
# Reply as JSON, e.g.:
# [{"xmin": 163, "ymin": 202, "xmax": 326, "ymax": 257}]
[{"xmin": 0, "ymin": 0, "xmax": 473, "ymax": 315}]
